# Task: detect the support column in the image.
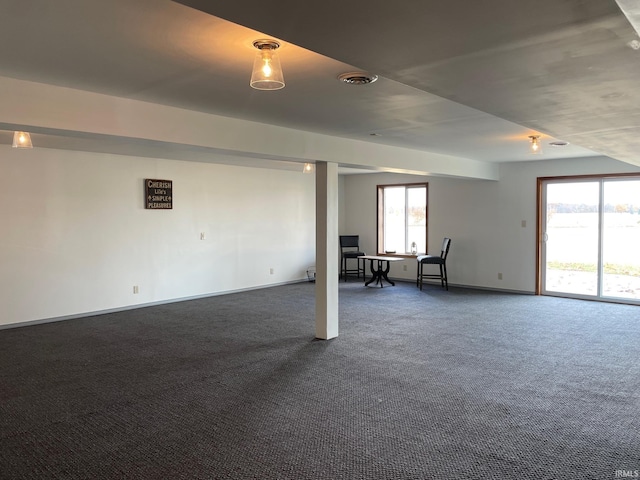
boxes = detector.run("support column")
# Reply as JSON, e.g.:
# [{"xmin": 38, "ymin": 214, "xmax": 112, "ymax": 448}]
[{"xmin": 315, "ymin": 161, "xmax": 339, "ymax": 340}]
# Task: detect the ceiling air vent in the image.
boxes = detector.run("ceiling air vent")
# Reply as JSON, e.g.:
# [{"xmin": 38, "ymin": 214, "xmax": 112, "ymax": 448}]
[{"xmin": 338, "ymin": 72, "xmax": 378, "ymax": 85}]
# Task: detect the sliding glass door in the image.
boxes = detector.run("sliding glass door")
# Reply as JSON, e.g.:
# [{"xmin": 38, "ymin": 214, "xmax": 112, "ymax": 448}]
[
  {"xmin": 602, "ymin": 179, "xmax": 640, "ymax": 300},
  {"xmin": 540, "ymin": 176, "xmax": 640, "ymax": 303}
]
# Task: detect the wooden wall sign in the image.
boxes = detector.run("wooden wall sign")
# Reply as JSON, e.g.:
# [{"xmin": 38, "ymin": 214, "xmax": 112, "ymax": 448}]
[{"xmin": 145, "ymin": 179, "xmax": 173, "ymax": 209}]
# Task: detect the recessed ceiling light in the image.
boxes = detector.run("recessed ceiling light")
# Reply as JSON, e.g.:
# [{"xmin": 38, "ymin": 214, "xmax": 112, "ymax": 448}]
[
  {"xmin": 338, "ymin": 72, "xmax": 378, "ymax": 85},
  {"xmin": 549, "ymin": 141, "xmax": 569, "ymax": 147}
]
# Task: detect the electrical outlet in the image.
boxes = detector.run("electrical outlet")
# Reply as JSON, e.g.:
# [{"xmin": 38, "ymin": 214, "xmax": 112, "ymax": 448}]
[
  {"xmin": 521, "ymin": 220, "xmax": 527, "ymax": 228},
  {"xmin": 133, "ymin": 285, "xmax": 139, "ymax": 294},
  {"xmin": 269, "ymin": 268, "xmax": 274, "ymax": 275},
  {"xmin": 200, "ymin": 232, "xmax": 205, "ymax": 240},
  {"xmin": 498, "ymin": 273, "xmax": 503, "ymax": 280},
  {"xmin": 403, "ymin": 264, "xmax": 408, "ymax": 271}
]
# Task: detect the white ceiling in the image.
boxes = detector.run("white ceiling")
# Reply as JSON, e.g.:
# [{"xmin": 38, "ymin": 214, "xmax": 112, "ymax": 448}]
[{"xmin": 1, "ymin": 0, "xmax": 639, "ymax": 172}]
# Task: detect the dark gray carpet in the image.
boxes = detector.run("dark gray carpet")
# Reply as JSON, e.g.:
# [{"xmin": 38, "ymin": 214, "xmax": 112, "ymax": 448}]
[{"xmin": 1, "ymin": 282, "xmax": 639, "ymax": 479}]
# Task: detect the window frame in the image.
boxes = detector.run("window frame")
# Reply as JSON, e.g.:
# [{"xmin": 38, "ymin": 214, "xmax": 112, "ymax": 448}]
[{"xmin": 376, "ymin": 182, "xmax": 428, "ymax": 257}]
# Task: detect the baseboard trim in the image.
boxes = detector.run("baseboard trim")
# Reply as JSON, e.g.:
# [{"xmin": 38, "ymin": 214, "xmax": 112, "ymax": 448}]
[
  {"xmin": 389, "ymin": 277, "xmax": 535, "ymax": 295},
  {"xmin": 1, "ymin": 278, "xmax": 535, "ymax": 331},
  {"xmin": 0, "ymin": 279, "xmax": 310, "ymax": 331},
  {"xmin": 449, "ymin": 282, "xmax": 535, "ymax": 295}
]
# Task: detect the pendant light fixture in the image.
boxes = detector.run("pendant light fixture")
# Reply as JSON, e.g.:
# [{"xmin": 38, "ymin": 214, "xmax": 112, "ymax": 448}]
[
  {"xmin": 12, "ymin": 131, "xmax": 33, "ymax": 149},
  {"xmin": 302, "ymin": 163, "xmax": 314, "ymax": 173},
  {"xmin": 250, "ymin": 39, "xmax": 285, "ymax": 91},
  {"xmin": 528, "ymin": 135, "xmax": 542, "ymax": 154}
]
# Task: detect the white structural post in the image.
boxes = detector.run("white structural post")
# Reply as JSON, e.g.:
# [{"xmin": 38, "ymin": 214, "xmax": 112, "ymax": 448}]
[{"xmin": 315, "ymin": 161, "xmax": 339, "ymax": 340}]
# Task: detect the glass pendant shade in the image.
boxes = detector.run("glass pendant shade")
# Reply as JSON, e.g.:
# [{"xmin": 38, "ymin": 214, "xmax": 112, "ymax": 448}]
[
  {"xmin": 250, "ymin": 40, "xmax": 285, "ymax": 90},
  {"xmin": 12, "ymin": 131, "xmax": 33, "ymax": 148},
  {"xmin": 529, "ymin": 135, "xmax": 542, "ymax": 154}
]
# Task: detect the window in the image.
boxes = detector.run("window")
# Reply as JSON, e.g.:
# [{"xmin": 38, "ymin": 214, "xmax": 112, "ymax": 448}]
[{"xmin": 377, "ymin": 183, "xmax": 428, "ymax": 255}]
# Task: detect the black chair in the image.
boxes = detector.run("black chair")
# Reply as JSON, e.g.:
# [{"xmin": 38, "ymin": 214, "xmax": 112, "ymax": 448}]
[
  {"xmin": 339, "ymin": 235, "xmax": 366, "ymax": 281},
  {"xmin": 417, "ymin": 237, "xmax": 451, "ymax": 290}
]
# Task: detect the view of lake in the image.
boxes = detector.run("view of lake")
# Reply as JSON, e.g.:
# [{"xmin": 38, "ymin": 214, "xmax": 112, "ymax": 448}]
[{"xmin": 545, "ymin": 212, "xmax": 640, "ymax": 300}]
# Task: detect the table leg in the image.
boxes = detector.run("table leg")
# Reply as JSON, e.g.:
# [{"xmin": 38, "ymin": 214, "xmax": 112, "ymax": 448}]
[
  {"xmin": 364, "ymin": 259, "xmax": 395, "ymax": 287},
  {"xmin": 381, "ymin": 260, "xmax": 395, "ymax": 286},
  {"xmin": 364, "ymin": 259, "xmax": 378, "ymax": 286}
]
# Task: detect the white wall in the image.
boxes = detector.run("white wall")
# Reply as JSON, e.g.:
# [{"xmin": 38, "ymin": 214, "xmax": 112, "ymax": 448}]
[
  {"xmin": 3, "ymin": 148, "xmax": 638, "ymax": 327},
  {"xmin": 342, "ymin": 156, "xmax": 640, "ymax": 292},
  {"xmin": 0, "ymin": 147, "xmax": 316, "ymax": 327}
]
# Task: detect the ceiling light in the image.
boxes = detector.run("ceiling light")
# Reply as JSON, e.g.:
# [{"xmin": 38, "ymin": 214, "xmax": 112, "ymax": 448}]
[
  {"xmin": 302, "ymin": 163, "xmax": 314, "ymax": 173},
  {"xmin": 338, "ymin": 72, "xmax": 378, "ymax": 85},
  {"xmin": 12, "ymin": 131, "xmax": 33, "ymax": 149},
  {"xmin": 250, "ymin": 40, "xmax": 285, "ymax": 91},
  {"xmin": 528, "ymin": 135, "xmax": 543, "ymax": 154}
]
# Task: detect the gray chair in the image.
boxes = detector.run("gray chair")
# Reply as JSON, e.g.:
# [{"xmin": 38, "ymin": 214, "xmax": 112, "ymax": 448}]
[
  {"xmin": 417, "ymin": 237, "xmax": 451, "ymax": 290},
  {"xmin": 339, "ymin": 235, "xmax": 365, "ymax": 281}
]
